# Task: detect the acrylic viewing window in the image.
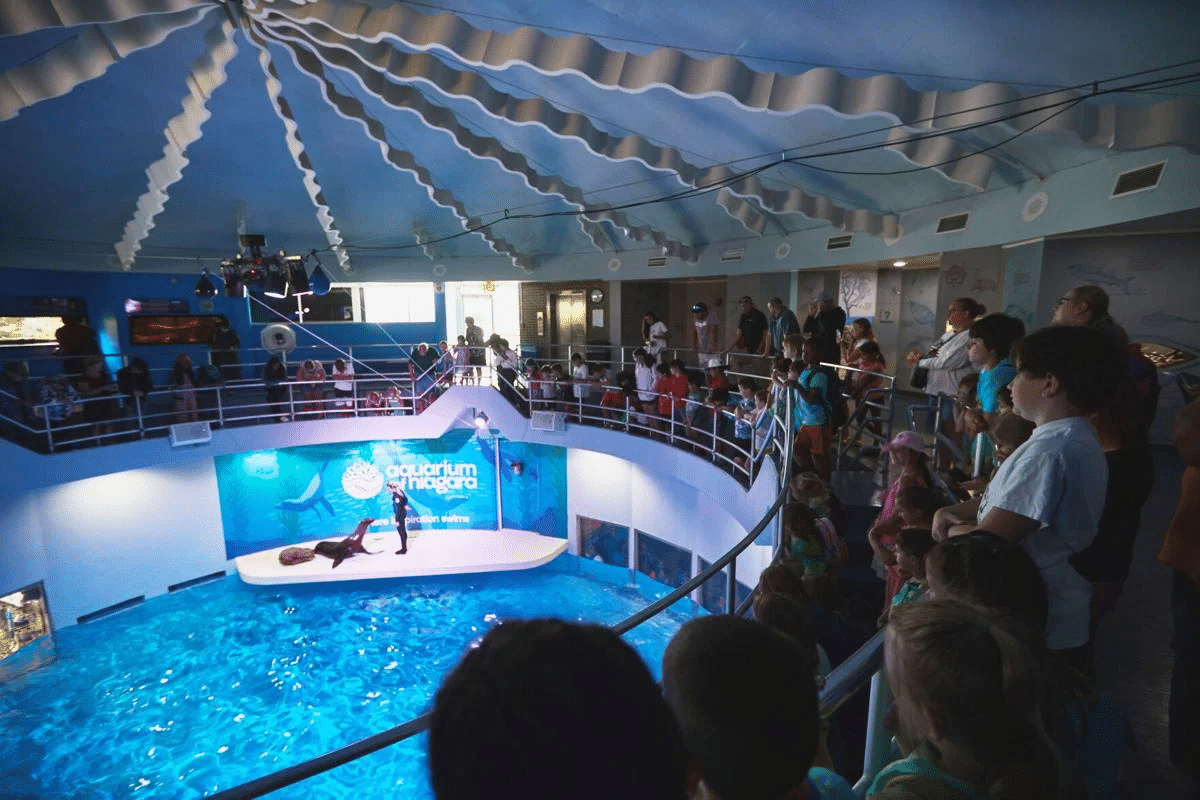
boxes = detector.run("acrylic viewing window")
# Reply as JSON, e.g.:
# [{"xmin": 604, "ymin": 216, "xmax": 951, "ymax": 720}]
[
  {"xmin": 578, "ymin": 517, "xmax": 629, "ymax": 567},
  {"xmin": 0, "ymin": 316, "xmax": 61, "ymax": 344},
  {"xmin": 635, "ymin": 530, "xmax": 692, "ymax": 590},
  {"xmin": 0, "ymin": 581, "xmax": 55, "ymax": 679},
  {"xmin": 128, "ymin": 315, "xmax": 232, "ymax": 346}
]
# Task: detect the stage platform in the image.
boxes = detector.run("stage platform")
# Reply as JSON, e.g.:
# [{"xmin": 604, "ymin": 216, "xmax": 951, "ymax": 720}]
[{"xmin": 234, "ymin": 528, "xmax": 568, "ymax": 586}]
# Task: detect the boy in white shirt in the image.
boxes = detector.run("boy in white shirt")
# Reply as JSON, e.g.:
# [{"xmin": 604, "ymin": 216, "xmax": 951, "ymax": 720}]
[{"xmin": 932, "ymin": 325, "xmax": 1124, "ymax": 656}]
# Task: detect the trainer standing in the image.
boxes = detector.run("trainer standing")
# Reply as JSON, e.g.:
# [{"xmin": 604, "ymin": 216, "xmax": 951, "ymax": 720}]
[{"xmin": 389, "ymin": 482, "xmax": 409, "ymax": 555}]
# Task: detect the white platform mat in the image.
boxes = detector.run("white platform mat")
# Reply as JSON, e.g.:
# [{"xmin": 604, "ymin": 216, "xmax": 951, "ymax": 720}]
[{"xmin": 235, "ymin": 528, "xmax": 567, "ymax": 585}]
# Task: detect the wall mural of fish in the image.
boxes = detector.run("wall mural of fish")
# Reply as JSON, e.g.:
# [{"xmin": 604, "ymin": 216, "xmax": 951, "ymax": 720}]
[
  {"xmin": 1141, "ymin": 312, "xmax": 1200, "ymax": 327},
  {"xmin": 1067, "ymin": 263, "xmax": 1138, "ymax": 294}
]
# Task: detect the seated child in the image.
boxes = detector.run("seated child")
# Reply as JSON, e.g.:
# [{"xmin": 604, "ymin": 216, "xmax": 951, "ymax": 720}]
[
  {"xmin": 545, "ymin": 363, "xmax": 563, "ymax": 410},
  {"xmin": 526, "ymin": 360, "xmax": 544, "ymax": 409},
  {"xmin": 730, "ymin": 378, "xmax": 756, "ymax": 465},
  {"xmin": 662, "ymin": 359, "xmax": 690, "ymax": 432},
  {"xmin": 662, "ymin": 616, "xmax": 857, "ymax": 800},
  {"xmin": 952, "ymin": 372, "xmax": 990, "ymax": 473},
  {"xmin": 878, "ymin": 527, "xmax": 936, "ymax": 626},
  {"xmin": 869, "ymin": 600, "xmax": 1063, "ymax": 800},
  {"xmin": 750, "ymin": 388, "xmax": 774, "ymax": 462},
  {"xmin": 868, "ymin": 432, "xmax": 934, "ymax": 607},
  {"xmin": 848, "ymin": 341, "xmax": 888, "ymax": 439},
  {"xmin": 960, "ymin": 411, "xmax": 1036, "ymax": 495},
  {"xmin": 783, "ymin": 502, "xmax": 828, "ymax": 578},
  {"xmin": 683, "ymin": 369, "xmax": 708, "ymax": 446},
  {"xmin": 898, "ymin": 480, "xmax": 941, "ymax": 521},
  {"xmin": 752, "ymin": 592, "xmax": 838, "ymax": 769},
  {"xmin": 925, "ymin": 530, "xmax": 1048, "ymax": 634}
]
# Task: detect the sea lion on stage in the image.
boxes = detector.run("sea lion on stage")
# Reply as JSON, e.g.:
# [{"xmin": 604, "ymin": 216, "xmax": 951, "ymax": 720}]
[{"xmin": 312, "ymin": 517, "xmax": 377, "ymax": 568}]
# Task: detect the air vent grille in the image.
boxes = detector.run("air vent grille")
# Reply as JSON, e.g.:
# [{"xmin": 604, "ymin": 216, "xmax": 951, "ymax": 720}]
[
  {"xmin": 826, "ymin": 235, "xmax": 853, "ymax": 250},
  {"xmin": 647, "ymin": 256, "xmax": 668, "ymax": 268},
  {"xmin": 936, "ymin": 213, "xmax": 970, "ymax": 234},
  {"xmin": 1112, "ymin": 162, "xmax": 1165, "ymax": 198}
]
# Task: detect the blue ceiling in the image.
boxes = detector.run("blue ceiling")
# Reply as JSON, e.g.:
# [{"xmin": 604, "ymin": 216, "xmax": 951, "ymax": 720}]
[{"xmin": 0, "ymin": 0, "xmax": 1198, "ymax": 281}]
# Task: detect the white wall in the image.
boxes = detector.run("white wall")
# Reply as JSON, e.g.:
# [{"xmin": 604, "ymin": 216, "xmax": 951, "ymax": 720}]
[
  {"xmin": 568, "ymin": 450, "xmax": 775, "ymax": 593},
  {"xmin": 36, "ymin": 463, "xmax": 230, "ymax": 625}
]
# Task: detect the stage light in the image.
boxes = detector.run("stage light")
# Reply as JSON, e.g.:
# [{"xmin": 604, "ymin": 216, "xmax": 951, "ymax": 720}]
[
  {"xmin": 194, "ymin": 268, "xmax": 217, "ymax": 299},
  {"xmin": 263, "ymin": 264, "xmax": 289, "ymax": 298},
  {"xmin": 309, "ymin": 260, "xmax": 331, "ymax": 296},
  {"xmin": 474, "ymin": 412, "xmax": 489, "ymax": 429},
  {"xmin": 286, "ymin": 257, "xmax": 311, "ymax": 296}
]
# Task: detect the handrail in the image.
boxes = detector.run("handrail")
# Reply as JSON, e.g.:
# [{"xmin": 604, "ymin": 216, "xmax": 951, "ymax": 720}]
[{"xmin": 206, "ymin": 391, "xmax": 795, "ymax": 800}]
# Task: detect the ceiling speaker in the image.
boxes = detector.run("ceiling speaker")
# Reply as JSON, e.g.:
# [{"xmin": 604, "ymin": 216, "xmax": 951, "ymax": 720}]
[{"xmin": 1022, "ymin": 191, "xmax": 1049, "ymax": 222}]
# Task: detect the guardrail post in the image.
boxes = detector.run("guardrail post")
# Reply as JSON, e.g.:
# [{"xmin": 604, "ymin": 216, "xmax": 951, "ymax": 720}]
[
  {"xmin": 854, "ymin": 670, "xmax": 895, "ymax": 796},
  {"xmin": 710, "ymin": 410, "xmax": 718, "ymax": 464},
  {"xmin": 134, "ymin": 393, "xmax": 145, "ymax": 439},
  {"xmin": 287, "ymin": 384, "xmax": 295, "ymax": 421},
  {"xmin": 216, "ymin": 386, "xmax": 225, "ymax": 428},
  {"xmin": 725, "ymin": 558, "xmax": 737, "ymax": 614}
]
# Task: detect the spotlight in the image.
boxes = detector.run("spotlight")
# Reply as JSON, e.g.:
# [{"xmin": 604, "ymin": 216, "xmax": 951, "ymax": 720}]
[
  {"xmin": 194, "ymin": 268, "xmax": 217, "ymax": 299},
  {"xmin": 474, "ymin": 411, "xmax": 489, "ymax": 429},
  {"xmin": 286, "ymin": 257, "xmax": 311, "ymax": 296},
  {"xmin": 263, "ymin": 263, "xmax": 288, "ymax": 298},
  {"xmin": 309, "ymin": 260, "xmax": 331, "ymax": 296}
]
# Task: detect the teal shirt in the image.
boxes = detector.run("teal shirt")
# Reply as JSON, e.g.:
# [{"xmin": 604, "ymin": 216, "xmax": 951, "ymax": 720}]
[
  {"xmin": 806, "ymin": 766, "xmax": 857, "ymax": 800},
  {"xmin": 796, "ymin": 367, "xmax": 829, "ymax": 427},
  {"xmin": 891, "ymin": 578, "xmax": 926, "ymax": 608},
  {"xmin": 867, "ymin": 746, "xmax": 987, "ymax": 799}
]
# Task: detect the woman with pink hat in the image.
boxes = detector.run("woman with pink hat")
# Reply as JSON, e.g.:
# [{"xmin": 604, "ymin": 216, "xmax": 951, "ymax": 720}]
[{"xmin": 867, "ymin": 430, "xmax": 935, "ymax": 610}]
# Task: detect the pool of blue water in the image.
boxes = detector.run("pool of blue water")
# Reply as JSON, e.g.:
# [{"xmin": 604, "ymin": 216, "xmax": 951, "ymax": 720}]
[{"xmin": 0, "ymin": 558, "xmax": 690, "ymax": 799}]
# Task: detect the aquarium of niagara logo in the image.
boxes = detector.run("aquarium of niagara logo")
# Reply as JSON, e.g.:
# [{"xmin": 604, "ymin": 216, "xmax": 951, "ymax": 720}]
[{"xmin": 383, "ymin": 460, "xmax": 479, "ymax": 494}]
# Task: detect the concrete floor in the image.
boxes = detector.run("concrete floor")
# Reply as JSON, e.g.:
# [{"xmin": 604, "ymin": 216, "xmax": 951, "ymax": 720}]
[{"xmin": 1096, "ymin": 447, "xmax": 1199, "ymax": 800}]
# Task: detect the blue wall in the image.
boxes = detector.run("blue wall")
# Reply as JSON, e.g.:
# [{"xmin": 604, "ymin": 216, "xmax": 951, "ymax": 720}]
[
  {"xmin": 215, "ymin": 433, "xmax": 568, "ymax": 558},
  {"xmin": 0, "ymin": 266, "xmax": 448, "ymax": 375}
]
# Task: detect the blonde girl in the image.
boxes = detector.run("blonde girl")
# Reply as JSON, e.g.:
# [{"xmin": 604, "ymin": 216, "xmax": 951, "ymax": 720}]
[{"xmin": 870, "ymin": 599, "xmax": 1060, "ymax": 800}]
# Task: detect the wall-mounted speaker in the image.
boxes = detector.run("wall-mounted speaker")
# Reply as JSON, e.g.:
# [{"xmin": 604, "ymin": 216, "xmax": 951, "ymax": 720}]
[{"xmin": 169, "ymin": 421, "xmax": 212, "ymax": 447}]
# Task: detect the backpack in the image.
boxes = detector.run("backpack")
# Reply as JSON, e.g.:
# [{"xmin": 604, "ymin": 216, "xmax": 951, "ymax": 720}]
[
  {"xmin": 816, "ymin": 365, "xmax": 849, "ymax": 429},
  {"xmin": 815, "ymin": 517, "xmax": 849, "ymax": 568}
]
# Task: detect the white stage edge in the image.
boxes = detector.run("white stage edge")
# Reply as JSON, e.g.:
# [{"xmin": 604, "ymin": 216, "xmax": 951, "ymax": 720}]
[{"xmin": 235, "ymin": 528, "xmax": 567, "ymax": 586}]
